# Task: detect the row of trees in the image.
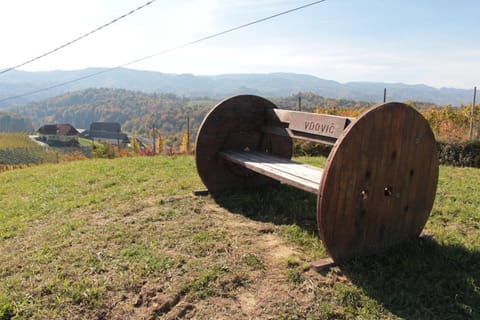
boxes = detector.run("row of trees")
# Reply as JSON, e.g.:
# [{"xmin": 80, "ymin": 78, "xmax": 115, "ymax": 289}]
[
  {"xmin": 0, "ymin": 111, "xmax": 34, "ymax": 132},
  {"xmin": 307, "ymin": 102, "xmax": 479, "ymax": 143},
  {"xmin": 421, "ymin": 104, "xmax": 479, "ymax": 143}
]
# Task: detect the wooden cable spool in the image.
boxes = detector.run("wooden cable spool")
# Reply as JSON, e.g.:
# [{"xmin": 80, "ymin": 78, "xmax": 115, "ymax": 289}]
[{"xmin": 195, "ymin": 94, "xmax": 439, "ymax": 261}]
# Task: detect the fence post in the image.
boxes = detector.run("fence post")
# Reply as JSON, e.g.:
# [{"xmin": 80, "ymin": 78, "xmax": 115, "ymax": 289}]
[
  {"xmin": 186, "ymin": 116, "xmax": 190, "ymax": 153},
  {"xmin": 469, "ymin": 86, "xmax": 476, "ymax": 140}
]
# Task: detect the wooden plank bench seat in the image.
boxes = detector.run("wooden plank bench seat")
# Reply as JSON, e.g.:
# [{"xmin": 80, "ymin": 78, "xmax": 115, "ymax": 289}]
[{"xmin": 219, "ymin": 150, "xmax": 323, "ymax": 194}]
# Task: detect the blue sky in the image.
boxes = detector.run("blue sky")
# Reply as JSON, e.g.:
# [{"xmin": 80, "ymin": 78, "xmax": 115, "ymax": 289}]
[{"xmin": 0, "ymin": 0, "xmax": 478, "ymax": 89}]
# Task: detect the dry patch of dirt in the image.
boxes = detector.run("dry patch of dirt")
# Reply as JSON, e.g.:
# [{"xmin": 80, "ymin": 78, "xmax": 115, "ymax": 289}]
[{"xmin": 103, "ymin": 198, "xmax": 332, "ymax": 319}]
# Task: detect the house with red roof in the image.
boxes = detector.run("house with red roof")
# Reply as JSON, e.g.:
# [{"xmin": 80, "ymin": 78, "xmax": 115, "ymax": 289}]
[{"xmin": 37, "ymin": 124, "xmax": 79, "ymax": 144}]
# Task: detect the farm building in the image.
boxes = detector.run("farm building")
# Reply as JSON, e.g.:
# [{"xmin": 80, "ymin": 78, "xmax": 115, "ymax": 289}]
[
  {"xmin": 80, "ymin": 122, "xmax": 129, "ymax": 146},
  {"xmin": 37, "ymin": 124, "xmax": 79, "ymax": 144}
]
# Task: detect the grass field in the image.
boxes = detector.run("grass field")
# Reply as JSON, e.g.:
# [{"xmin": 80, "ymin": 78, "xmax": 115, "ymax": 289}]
[
  {"xmin": 0, "ymin": 156, "xmax": 479, "ymax": 319},
  {"xmin": 0, "ymin": 133, "xmax": 59, "ymax": 170},
  {"xmin": 0, "ymin": 133, "xmax": 43, "ymax": 149}
]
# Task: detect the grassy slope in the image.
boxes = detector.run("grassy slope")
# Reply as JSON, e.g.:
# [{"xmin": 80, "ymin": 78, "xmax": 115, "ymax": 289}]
[
  {"xmin": 0, "ymin": 156, "xmax": 479, "ymax": 319},
  {"xmin": 0, "ymin": 134, "xmax": 39, "ymax": 149},
  {"xmin": 0, "ymin": 133, "xmax": 58, "ymax": 167}
]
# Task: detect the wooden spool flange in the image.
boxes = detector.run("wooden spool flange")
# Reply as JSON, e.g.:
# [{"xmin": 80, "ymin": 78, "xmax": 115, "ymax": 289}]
[
  {"xmin": 318, "ymin": 102, "xmax": 439, "ymax": 260},
  {"xmin": 195, "ymin": 95, "xmax": 293, "ymax": 192}
]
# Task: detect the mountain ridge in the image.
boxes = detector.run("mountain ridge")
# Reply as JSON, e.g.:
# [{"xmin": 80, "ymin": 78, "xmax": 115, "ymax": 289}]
[{"xmin": 0, "ymin": 68, "xmax": 473, "ymax": 107}]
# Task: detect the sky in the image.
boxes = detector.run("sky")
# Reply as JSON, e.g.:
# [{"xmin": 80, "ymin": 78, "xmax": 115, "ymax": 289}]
[{"xmin": 0, "ymin": 0, "xmax": 478, "ymax": 89}]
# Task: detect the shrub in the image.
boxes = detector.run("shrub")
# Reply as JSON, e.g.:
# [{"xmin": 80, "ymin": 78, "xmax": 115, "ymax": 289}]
[
  {"xmin": 293, "ymin": 141, "xmax": 332, "ymax": 157},
  {"xmin": 437, "ymin": 141, "xmax": 480, "ymax": 168},
  {"xmin": 293, "ymin": 139, "xmax": 480, "ymax": 169}
]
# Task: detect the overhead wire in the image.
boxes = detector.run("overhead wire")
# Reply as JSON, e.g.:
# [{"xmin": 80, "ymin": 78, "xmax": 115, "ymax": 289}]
[
  {"xmin": 0, "ymin": 0, "xmax": 158, "ymax": 76},
  {"xmin": 0, "ymin": 0, "xmax": 327, "ymax": 104}
]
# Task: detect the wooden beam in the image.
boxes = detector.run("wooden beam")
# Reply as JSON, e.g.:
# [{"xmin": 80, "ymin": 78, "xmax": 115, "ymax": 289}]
[
  {"xmin": 266, "ymin": 109, "xmax": 352, "ymax": 140},
  {"xmin": 310, "ymin": 257, "xmax": 335, "ymax": 271},
  {"xmin": 288, "ymin": 111, "xmax": 349, "ymax": 139}
]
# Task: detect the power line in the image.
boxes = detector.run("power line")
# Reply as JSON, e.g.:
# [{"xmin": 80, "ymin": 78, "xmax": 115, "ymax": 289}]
[
  {"xmin": 0, "ymin": 0, "xmax": 158, "ymax": 76},
  {"xmin": 122, "ymin": 0, "xmax": 327, "ymax": 67},
  {"xmin": 0, "ymin": 0, "xmax": 327, "ymax": 104}
]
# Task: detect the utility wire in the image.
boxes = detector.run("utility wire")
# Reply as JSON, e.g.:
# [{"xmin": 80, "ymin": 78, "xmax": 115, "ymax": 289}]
[
  {"xmin": 0, "ymin": 0, "xmax": 327, "ymax": 103},
  {"xmin": 123, "ymin": 0, "xmax": 327, "ymax": 67},
  {"xmin": 0, "ymin": 0, "xmax": 158, "ymax": 76}
]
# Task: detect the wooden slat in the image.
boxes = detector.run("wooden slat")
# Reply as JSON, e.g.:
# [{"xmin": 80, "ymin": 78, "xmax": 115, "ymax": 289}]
[
  {"xmin": 265, "ymin": 109, "xmax": 352, "ymax": 144},
  {"xmin": 266, "ymin": 108, "xmax": 293, "ymax": 124},
  {"xmin": 233, "ymin": 151, "xmax": 322, "ymax": 184},
  {"xmin": 288, "ymin": 130, "xmax": 338, "ymax": 146},
  {"xmin": 219, "ymin": 150, "xmax": 323, "ymax": 194},
  {"xmin": 288, "ymin": 111, "xmax": 348, "ymax": 139},
  {"xmin": 267, "ymin": 109, "xmax": 351, "ymax": 127},
  {"xmin": 262, "ymin": 125, "xmax": 337, "ymax": 145}
]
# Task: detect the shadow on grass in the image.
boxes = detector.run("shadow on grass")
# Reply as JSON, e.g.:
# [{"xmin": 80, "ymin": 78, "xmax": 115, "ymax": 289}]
[
  {"xmin": 211, "ymin": 185, "xmax": 480, "ymax": 319},
  {"xmin": 338, "ymin": 237, "xmax": 480, "ymax": 319},
  {"xmin": 211, "ymin": 184, "xmax": 318, "ymax": 233}
]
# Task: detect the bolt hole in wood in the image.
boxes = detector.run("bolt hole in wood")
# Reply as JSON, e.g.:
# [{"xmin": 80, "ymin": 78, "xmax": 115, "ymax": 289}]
[
  {"xmin": 361, "ymin": 190, "xmax": 368, "ymax": 200},
  {"xmin": 384, "ymin": 186, "xmax": 393, "ymax": 197}
]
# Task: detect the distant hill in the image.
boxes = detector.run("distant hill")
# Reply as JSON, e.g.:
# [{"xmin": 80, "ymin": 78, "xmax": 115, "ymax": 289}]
[
  {"xmin": 0, "ymin": 68, "xmax": 473, "ymax": 108},
  {"xmin": 0, "ymin": 110, "xmax": 34, "ymax": 132}
]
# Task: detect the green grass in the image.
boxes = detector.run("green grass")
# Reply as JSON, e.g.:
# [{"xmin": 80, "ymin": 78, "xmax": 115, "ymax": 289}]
[
  {"xmin": 0, "ymin": 133, "xmax": 39, "ymax": 149},
  {"xmin": 0, "ymin": 133, "xmax": 59, "ymax": 168},
  {"xmin": 78, "ymin": 137, "xmax": 93, "ymax": 147},
  {"xmin": 0, "ymin": 155, "xmax": 479, "ymax": 319},
  {"xmin": 78, "ymin": 137, "xmax": 103, "ymax": 149}
]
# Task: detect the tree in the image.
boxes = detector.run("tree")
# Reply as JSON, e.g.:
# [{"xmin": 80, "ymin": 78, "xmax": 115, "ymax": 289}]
[
  {"xmin": 155, "ymin": 134, "xmax": 164, "ymax": 155},
  {"xmin": 179, "ymin": 131, "xmax": 189, "ymax": 153},
  {"xmin": 131, "ymin": 138, "xmax": 141, "ymax": 154}
]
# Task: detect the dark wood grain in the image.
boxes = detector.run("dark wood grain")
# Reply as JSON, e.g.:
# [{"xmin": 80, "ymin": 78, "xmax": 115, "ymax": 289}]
[
  {"xmin": 318, "ymin": 102, "xmax": 438, "ymax": 260},
  {"xmin": 195, "ymin": 95, "xmax": 293, "ymax": 193}
]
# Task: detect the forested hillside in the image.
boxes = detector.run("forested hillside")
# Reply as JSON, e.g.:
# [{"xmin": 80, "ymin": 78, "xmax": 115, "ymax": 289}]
[
  {"xmin": 13, "ymin": 88, "xmax": 385, "ymax": 142},
  {"xmin": 13, "ymin": 89, "xmax": 214, "ymax": 143},
  {"xmin": 0, "ymin": 111, "xmax": 34, "ymax": 132}
]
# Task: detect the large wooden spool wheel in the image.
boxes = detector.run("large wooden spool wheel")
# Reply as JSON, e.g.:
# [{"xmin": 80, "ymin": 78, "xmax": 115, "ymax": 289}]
[
  {"xmin": 318, "ymin": 102, "xmax": 439, "ymax": 260},
  {"xmin": 195, "ymin": 95, "xmax": 293, "ymax": 192}
]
